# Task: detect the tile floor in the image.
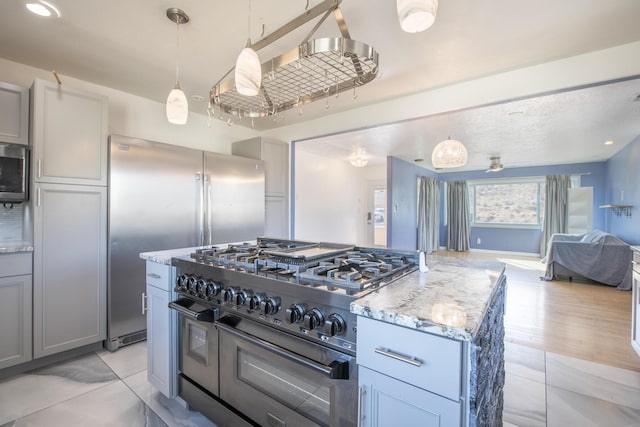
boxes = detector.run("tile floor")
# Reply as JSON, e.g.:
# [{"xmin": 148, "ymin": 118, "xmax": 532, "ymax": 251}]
[
  {"xmin": 502, "ymin": 341, "xmax": 640, "ymax": 427},
  {"xmin": 2, "ymin": 339, "xmax": 640, "ymax": 426},
  {"xmin": 0, "ymin": 341, "xmax": 215, "ymax": 427}
]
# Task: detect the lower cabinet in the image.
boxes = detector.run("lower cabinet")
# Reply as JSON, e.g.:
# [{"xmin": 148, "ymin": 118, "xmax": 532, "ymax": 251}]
[
  {"xmin": 145, "ymin": 261, "xmax": 177, "ymax": 398},
  {"xmin": 0, "ymin": 252, "xmax": 33, "ymax": 370},
  {"xmin": 359, "ymin": 367, "xmax": 461, "ymax": 427},
  {"xmin": 33, "ymin": 183, "xmax": 107, "ymax": 358}
]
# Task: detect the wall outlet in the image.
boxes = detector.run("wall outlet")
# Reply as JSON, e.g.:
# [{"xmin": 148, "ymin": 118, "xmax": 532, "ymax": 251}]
[
  {"xmin": 621, "ymin": 190, "xmax": 624, "ymax": 201},
  {"xmin": 476, "ymin": 237, "xmax": 481, "ymax": 245}
]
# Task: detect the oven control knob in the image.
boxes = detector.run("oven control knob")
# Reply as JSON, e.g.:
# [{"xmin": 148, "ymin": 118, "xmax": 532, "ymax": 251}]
[
  {"xmin": 205, "ymin": 280, "xmax": 222, "ymax": 299},
  {"xmin": 236, "ymin": 289, "xmax": 252, "ymax": 306},
  {"xmin": 303, "ymin": 308, "xmax": 325, "ymax": 330},
  {"xmin": 188, "ymin": 276, "xmax": 199, "ymax": 295},
  {"xmin": 222, "ymin": 286, "xmax": 240, "ymax": 303},
  {"xmin": 248, "ymin": 293, "xmax": 264, "ymax": 311},
  {"xmin": 260, "ymin": 297, "xmax": 281, "ymax": 316},
  {"xmin": 286, "ymin": 304, "xmax": 308, "ymax": 324},
  {"xmin": 196, "ymin": 278, "xmax": 208, "ymax": 299},
  {"xmin": 324, "ymin": 314, "xmax": 346, "ymax": 337},
  {"xmin": 176, "ymin": 274, "xmax": 190, "ymax": 292}
]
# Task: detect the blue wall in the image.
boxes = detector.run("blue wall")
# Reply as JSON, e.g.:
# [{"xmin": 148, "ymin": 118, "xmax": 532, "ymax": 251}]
[
  {"xmin": 387, "ymin": 157, "xmax": 437, "ymax": 250},
  {"xmin": 387, "ymin": 158, "xmax": 608, "ymax": 254},
  {"xmin": 605, "ymin": 137, "xmax": 640, "ymax": 245}
]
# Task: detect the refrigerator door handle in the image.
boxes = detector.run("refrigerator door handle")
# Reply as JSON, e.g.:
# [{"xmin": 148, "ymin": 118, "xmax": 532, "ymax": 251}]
[
  {"xmin": 204, "ymin": 173, "xmax": 212, "ymax": 246},
  {"xmin": 196, "ymin": 173, "xmax": 204, "ymax": 246}
]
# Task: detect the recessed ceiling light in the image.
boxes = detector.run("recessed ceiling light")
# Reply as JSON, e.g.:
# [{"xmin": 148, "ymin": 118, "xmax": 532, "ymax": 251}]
[
  {"xmin": 191, "ymin": 95, "xmax": 204, "ymax": 102},
  {"xmin": 604, "ymin": 140, "xmax": 614, "ymax": 145},
  {"xmin": 26, "ymin": 1, "xmax": 60, "ymax": 18}
]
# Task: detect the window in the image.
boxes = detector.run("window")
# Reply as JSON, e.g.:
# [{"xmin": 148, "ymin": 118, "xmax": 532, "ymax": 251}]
[{"xmin": 468, "ymin": 177, "xmax": 545, "ymax": 228}]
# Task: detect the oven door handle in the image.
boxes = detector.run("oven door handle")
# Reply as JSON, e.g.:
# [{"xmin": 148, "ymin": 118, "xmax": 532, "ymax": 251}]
[
  {"xmin": 168, "ymin": 301, "xmax": 218, "ymax": 323},
  {"xmin": 217, "ymin": 322, "xmax": 350, "ymax": 380}
]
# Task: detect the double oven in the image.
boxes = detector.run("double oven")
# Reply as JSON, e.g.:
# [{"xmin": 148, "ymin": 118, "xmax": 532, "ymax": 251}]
[{"xmin": 171, "ymin": 299, "xmax": 357, "ymax": 427}]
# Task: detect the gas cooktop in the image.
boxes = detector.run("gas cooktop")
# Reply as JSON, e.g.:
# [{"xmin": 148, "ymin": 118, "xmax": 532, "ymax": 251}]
[{"xmin": 188, "ymin": 238, "xmax": 418, "ymax": 293}]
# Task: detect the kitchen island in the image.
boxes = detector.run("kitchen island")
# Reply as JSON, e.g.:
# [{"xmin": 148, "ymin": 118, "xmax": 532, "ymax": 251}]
[
  {"xmin": 352, "ymin": 255, "xmax": 506, "ymax": 427},
  {"xmin": 141, "ymin": 244, "xmax": 506, "ymax": 427}
]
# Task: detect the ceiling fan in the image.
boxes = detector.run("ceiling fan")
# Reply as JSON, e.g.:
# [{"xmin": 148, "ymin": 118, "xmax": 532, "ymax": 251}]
[{"xmin": 486, "ymin": 156, "xmax": 504, "ymax": 172}]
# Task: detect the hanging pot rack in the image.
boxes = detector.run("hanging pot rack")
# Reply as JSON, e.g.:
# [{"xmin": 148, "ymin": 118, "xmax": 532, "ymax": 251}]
[{"xmin": 209, "ymin": 0, "xmax": 379, "ymax": 120}]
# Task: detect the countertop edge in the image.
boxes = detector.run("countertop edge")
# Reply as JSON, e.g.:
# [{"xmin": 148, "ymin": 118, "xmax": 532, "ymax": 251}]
[{"xmin": 0, "ymin": 243, "xmax": 34, "ymax": 253}]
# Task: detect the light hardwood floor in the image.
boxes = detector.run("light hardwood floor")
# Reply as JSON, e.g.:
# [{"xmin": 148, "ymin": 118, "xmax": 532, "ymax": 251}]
[{"xmin": 435, "ymin": 250, "xmax": 640, "ymax": 373}]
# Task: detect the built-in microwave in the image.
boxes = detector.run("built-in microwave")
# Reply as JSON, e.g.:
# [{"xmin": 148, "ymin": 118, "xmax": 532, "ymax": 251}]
[{"xmin": 0, "ymin": 143, "xmax": 29, "ymax": 204}]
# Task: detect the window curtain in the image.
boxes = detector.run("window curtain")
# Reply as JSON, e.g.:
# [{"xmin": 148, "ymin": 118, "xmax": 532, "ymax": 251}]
[
  {"xmin": 447, "ymin": 180, "xmax": 470, "ymax": 251},
  {"xmin": 540, "ymin": 174, "xmax": 571, "ymax": 257},
  {"xmin": 417, "ymin": 176, "xmax": 440, "ymax": 254}
]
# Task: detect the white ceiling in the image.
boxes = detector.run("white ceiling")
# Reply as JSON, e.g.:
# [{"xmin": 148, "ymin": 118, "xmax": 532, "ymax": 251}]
[{"xmin": 2, "ymin": 0, "xmax": 640, "ymax": 171}]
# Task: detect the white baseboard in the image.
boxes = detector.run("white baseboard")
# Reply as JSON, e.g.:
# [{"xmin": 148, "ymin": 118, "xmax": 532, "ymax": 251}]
[
  {"xmin": 437, "ymin": 246, "xmax": 540, "ymax": 258},
  {"xmin": 469, "ymin": 248, "xmax": 541, "ymax": 258}
]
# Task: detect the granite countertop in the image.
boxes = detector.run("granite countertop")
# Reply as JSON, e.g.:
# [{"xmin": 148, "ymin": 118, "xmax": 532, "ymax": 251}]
[
  {"xmin": 350, "ymin": 255, "xmax": 506, "ymax": 341},
  {"xmin": 140, "ymin": 246, "xmax": 208, "ymax": 265},
  {"xmin": 140, "ymin": 240, "xmax": 258, "ymax": 265},
  {"xmin": 0, "ymin": 241, "xmax": 34, "ymax": 253}
]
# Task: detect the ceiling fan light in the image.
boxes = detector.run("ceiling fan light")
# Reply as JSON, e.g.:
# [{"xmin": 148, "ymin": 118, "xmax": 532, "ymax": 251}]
[
  {"xmin": 397, "ymin": 0, "xmax": 438, "ymax": 33},
  {"xmin": 431, "ymin": 138, "xmax": 467, "ymax": 169},
  {"xmin": 166, "ymin": 85, "xmax": 189, "ymax": 124},
  {"xmin": 486, "ymin": 156, "xmax": 504, "ymax": 172},
  {"xmin": 235, "ymin": 46, "xmax": 262, "ymax": 96}
]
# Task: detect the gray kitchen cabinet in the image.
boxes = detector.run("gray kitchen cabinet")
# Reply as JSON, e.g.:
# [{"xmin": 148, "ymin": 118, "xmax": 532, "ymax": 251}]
[
  {"xmin": 359, "ymin": 366, "xmax": 461, "ymax": 427},
  {"xmin": 357, "ymin": 316, "xmax": 462, "ymax": 427},
  {"xmin": 0, "ymin": 82, "xmax": 29, "ymax": 145},
  {"xmin": 232, "ymin": 137, "xmax": 289, "ymax": 238},
  {"xmin": 0, "ymin": 252, "xmax": 32, "ymax": 369},
  {"xmin": 33, "ymin": 183, "xmax": 107, "ymax": 358},
  {"xmin": 145, "ymin": 260, "xmax": 178, "ymax": 398},
  {"xmin": 31, "ymin": 78, "xmax": 108, "ymax": 186}
]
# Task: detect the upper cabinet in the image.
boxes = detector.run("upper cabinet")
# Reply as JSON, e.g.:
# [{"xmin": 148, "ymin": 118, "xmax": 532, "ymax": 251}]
[
  {"xmin": 232, "ymin": 137, "xmax": 288, "ymax": 198},
  {"xmin": 233, "ymin": 137, "xmax": 289, "ymax": 238},
  {"xmin": 0, "ymin": 82, "xmax": 29, "ymax": 145},
  {"xmin": 31, "ymin": 79, "xmax": 108, "ymax": 186}
]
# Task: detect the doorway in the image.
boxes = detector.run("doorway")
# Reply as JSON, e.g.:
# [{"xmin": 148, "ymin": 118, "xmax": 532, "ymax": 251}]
[{"xmin": 367, "ymin": 181, "xmax": 387, "ymax": 247}]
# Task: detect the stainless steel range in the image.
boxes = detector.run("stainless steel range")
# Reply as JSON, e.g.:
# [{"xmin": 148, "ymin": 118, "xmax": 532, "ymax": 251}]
[{"xmin": 170, "ymin": 238, "xmax": 417, "ymax": 427}]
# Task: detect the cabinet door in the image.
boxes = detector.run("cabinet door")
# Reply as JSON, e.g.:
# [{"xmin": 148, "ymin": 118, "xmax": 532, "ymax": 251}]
[
  {"xmin": 261, "ymin": 139, "xmax": 288, "ymax": 197},
  {"xmin": 32, "ymin": 79, "xmax": 108, "ymax": 185},
  {"xmin": 265, "ymin": 196, "xmax": 288, "ymax": 238},
  {"xmin": 0, "ymin": 82, "xmax": 29, "ymax": 145},
  {"xmin": 33, "ymin": 183, "xmax": 107, "ymax": 358},
  {"xmin": 146, "ymin": 272, "xmax": 177, "ymax": 398},
  {"xmin": 0, "ymin": 274, "xmax": 32, "ymax": 369},
  {"xmin": 359, "ymin": 367, "xmax": 461, "ymax": 427}
]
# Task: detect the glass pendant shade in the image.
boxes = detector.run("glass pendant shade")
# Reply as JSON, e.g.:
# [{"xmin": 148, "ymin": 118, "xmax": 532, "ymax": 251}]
[
  {"xmin": 235, "ymin": 45, "xmax": 262, "ymax": 96},
  {"xmin": 166, "ymin": 84, "xmax": 189, "ymax": 125},
  {"xmin": 431, "ymin": 138, "xmax": 467, "ymax": 168},
  {"xmin": 397, "ymin": 0, "xmax": 438, "ymax": 33}
]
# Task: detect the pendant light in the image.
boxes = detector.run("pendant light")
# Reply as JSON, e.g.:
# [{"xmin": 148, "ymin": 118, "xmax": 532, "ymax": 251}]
[
  {"xmin": 166, "ymin": 8, "xmax": 189, "ymax": 125},
  {"xmin": 397, "ymin": 0, "xmax": 438, "ymax": 33},
  {"xmin": 235, "ymin": 0, "xmax": 262, "ymax": 96},
  {"xmin": 432, "ymin": 137, "xmax": 467, "ymax": 169}
]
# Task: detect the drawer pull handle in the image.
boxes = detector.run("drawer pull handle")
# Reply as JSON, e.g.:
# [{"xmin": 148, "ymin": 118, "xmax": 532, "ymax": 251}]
[
  {"xmin": 374, "ymin": 347, "xmax": 423, "ymax": 367},
  {"xmin": 146, "ymin": 273, "xmax": 161, "ymax": 279}
]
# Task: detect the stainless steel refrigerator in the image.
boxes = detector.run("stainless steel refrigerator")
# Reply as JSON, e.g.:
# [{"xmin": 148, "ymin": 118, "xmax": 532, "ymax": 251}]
[{"xmin": 106, "ymin": 135, "xmax": 265, "ymax": 350}]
